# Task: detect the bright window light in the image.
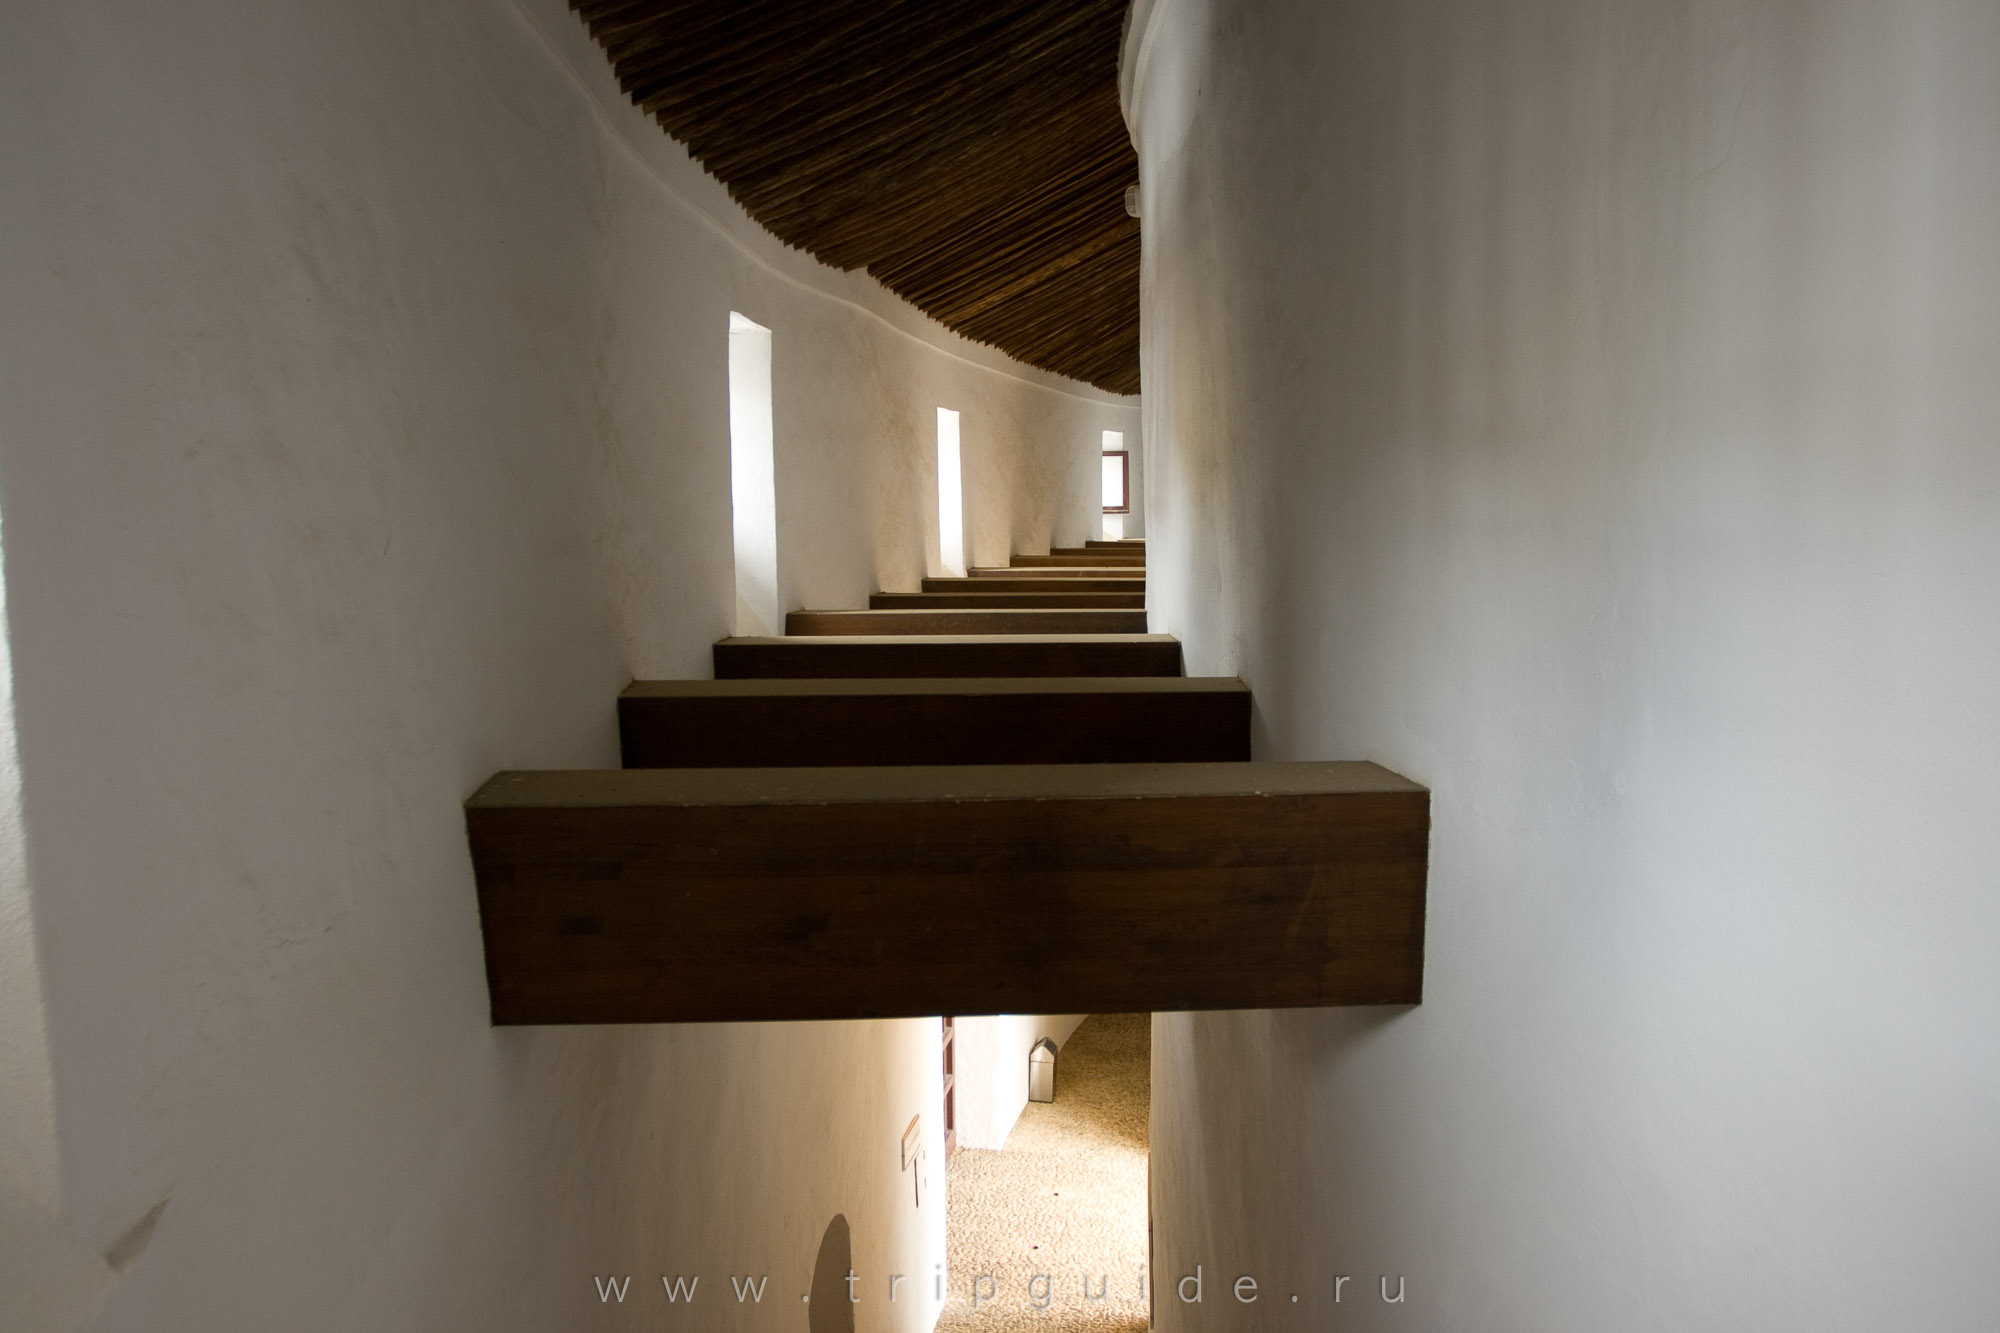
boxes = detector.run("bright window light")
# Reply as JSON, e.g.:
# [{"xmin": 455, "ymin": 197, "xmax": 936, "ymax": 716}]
[
  {"xmin": 937, "ymin": 408, "xmax": 964, "ymax": 577},
  {"xmin": 728, "ymin": 313, "xmax": 777, "ymax": 636},
  {"xmin": 1101, "ymin": 430, "xmax": 1129, "ymax": 516},
  {"xmin": 1101, "ymin": 454, "xmax": 1126, "ymax": 510}
]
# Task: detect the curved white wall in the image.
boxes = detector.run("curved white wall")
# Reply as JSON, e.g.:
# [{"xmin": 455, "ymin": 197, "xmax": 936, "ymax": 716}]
[
  {"xmin": 0, "ymin": 0, "xmax": 1135, "ymax": 1326},
  {"xmin": 1130, "ymin": 1, "xmax": 2000, "ymax": 1328},
  {"xmin": 952, "ymin": 1013, "xmax": 1087, "ymax": 1152}
]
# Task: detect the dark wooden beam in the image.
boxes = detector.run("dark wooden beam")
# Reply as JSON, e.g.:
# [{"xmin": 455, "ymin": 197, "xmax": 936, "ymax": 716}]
[
  {"xmin": 969, "ymin": 566, "xmax": 1144, "ymax": 579},
  {"xmin": 1010, "ymin": 553, "xmax": 1145, "ymax": 568},
  {"xmin": 786, "ymin": 607, "xmax": 1146, "ymax": 635},
  {"xmin": 923, "ymin": 576, "xmax": 1141, "ymax": 594},
  {"xmin": 618, "ymin": 677, "xmax": 1249, "ymax": 767},
  {"xmin": 713, "ymin": 634, "xmax": 1182, "ymax": 678},
  {"xmin": 466, "ymin": 761, "xmax": 1428, "ymax": 1024},
  {"xmin": 869, "ymin": 590, "xmax": 1145, "ymax": 609}
]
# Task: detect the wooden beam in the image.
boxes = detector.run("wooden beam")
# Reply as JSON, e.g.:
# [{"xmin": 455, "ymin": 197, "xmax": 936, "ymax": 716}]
[
  {"xmin": 869, "ymin": 590, "xmax": 1145, "ymax": 609},
  {"xmin": 786, "ymin": 607, "xmax": 1146, "ymax": 635},
  {"xmin": 713, "ymin": 634, "xmax": 1181, "ymax": 678},
  {"xmin": 1085, "ymin": 539, "xmax": 1143, "ymax": 549},
  {"xmin": 923, "ymin": 576, "xmax": 1141, "ymax": 594},
  {"xmin": 466, "ymin": 761, "xmax": 1428, "ymax": 1024},
  {"xmin": 1010, "ymin": 553, "xmax": 1144, "ymax": 568},
  {"xmin": 618, "ymin": 677, "xmax": 1250, "ymax": 767},
  {"xmin": 969, "ymin": 566, "xmax": 1143, "ymax": 579}
]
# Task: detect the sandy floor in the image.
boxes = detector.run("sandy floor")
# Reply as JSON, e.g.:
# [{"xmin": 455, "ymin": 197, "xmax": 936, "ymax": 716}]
[{"xmin": 936, "ymin": 1013, "xmax": 1151, "ymax": 1332}]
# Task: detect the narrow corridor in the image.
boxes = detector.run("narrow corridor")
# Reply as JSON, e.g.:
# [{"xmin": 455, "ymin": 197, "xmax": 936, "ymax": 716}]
[{"xmin": 938, "ymin": 1014, "xmax": 1151, "ymax": 1332}]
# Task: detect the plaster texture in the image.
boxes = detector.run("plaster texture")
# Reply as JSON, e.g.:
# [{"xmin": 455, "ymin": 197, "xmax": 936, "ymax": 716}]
[
  {"xmin": 1129, "ymin": 0, "xmax": 2000, "ymax": 1328},
  {"xmin": 952, "ymin": 1014, "xmax": 1087, "ymax": 1152},
  {"xmin": 0, "ymin": 0, "xmax": 1133, "ymax": 1326},
  {"xmin": 1104, "ymin": 428, "xmax": 1145, "ymax": 541}
]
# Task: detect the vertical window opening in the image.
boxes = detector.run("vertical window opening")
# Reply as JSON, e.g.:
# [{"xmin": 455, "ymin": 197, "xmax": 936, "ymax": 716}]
[
  {"xmin": 1101, "ymin": 430, "xmax": 1129, "ymax": 540},
  {"xmin": 937, "ymin": 407, "xmax": 964, "ymax": 577},
  {"xmin": 728, "ymin": 313, "xmax": 777, "ymax": 636}
]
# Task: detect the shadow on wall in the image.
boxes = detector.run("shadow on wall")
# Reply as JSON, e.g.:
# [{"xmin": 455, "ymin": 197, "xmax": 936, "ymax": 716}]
[
  {"xmin": 1264, "ymin": 1003, "xmax": 1414, "ymax": 1070},
  {"xmin": 808, "ymin": 1214, "xmax": 854, "ymax": 1333}
]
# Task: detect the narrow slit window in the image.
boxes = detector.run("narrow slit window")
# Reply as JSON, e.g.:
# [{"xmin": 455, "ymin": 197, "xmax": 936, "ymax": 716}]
[
  {"xmin": 937, "ymin": 407, "xmax": 964, "ymax": 576},
  {"xmin": 1102, "ymin": 434, "xmax": 1129, "ymax": 514},
  {"xmin": 728, "ymin": 313, "xmax": 778, "ymax": 636}
]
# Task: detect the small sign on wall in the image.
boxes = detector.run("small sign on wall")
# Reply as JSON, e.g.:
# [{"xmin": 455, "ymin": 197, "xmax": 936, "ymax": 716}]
[{"xmin": 902, "ymin": 1115, "xmax": 927, "ymax": 1207}]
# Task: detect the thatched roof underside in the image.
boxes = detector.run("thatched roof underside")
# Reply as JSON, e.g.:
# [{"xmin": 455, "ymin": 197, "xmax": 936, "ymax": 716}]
[{"xmin": 571, "ymin": 0, "xmax": 1141, "ymax": 395}]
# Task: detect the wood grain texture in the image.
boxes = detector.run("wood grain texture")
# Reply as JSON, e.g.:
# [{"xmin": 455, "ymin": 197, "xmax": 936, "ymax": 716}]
[
  {"xmin": 786, "ymin": 607, "xmax": 1147, "ymax": 635},
  {"xmin": 568, "ymin": 0, "xmax": 1138, "ymax": 391},
  {"xmin": 618, "ymin": 677, "xmax": 1249, "ymax": 767},
  {"xmin": 969, "ymin": 566, "xmax": 1144, "ymax": 579},
  {"xmin": 467, "ymin": 762, "xmax": 1429, "ymax": 1023},
  {"xmin": 1010, "ymin": 553, "xmax": 1145, "ymax": 568},
  {"xmin": 714, "ymin": 634, "xmax": 1182, "ymax": 678},
  {"xmin": 869, "ymin": 590, "xmax": 1145, "ymax": 609},
  {"xmin": 923, "ymin": 576, "xmax": 1142, "ymax": 594}
]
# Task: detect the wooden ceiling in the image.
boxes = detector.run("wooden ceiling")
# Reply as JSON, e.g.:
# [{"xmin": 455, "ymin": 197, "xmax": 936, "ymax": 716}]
[{"xmin": 571, "ymin": 0, "xmax": 1141, "ymax": 394}]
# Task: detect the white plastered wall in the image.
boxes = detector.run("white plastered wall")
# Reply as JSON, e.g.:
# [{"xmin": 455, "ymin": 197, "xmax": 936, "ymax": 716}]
[
  {"xmin": 952, "ymin": 1014, "xmax": 1088, "ymax": 1152},
  {"xmin": 1129, "ymin": 0, "xmax": 2000, "ymax": 1328},
  {"xmin": 1121, "ymin": 431, "xmax": 1145, "ymax": 538},
  {"xmin": 0, "ymin": 0, "xmax": 1135, "ymax": 1327},
  {"xmin": 0, "ymin": 492, "xmax": 113, "ymax": 1327}
]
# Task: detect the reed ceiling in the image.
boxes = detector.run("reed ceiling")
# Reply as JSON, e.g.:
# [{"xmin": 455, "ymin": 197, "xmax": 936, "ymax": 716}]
[{"xmin": 571, "ymin": 0, "xmax": 1141, "ymax": 394}]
